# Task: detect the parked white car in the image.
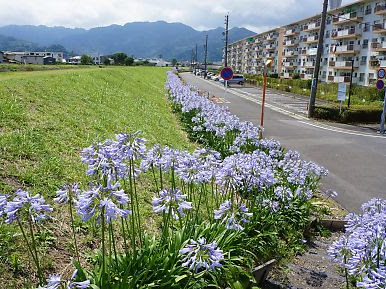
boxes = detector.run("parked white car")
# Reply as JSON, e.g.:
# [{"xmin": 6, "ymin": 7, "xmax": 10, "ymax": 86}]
[{"xmin": 212, "ymin": 75, "xmax": 221, "ymax": 81}]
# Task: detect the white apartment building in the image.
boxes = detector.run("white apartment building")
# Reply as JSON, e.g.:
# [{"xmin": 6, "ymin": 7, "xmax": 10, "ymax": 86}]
[{"xmin": 227, "ymin": 0, "xmax": 386, "ymax": 86}]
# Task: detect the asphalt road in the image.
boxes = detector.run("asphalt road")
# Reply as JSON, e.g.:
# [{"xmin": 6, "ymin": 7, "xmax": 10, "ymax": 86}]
[{"xmin": 180, "ymin": 72, "xmax": 386, "ymax": 212}]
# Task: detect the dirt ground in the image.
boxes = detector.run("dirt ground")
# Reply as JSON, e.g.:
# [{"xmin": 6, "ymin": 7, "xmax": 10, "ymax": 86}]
[{"xmin": 262, "ymin": 195, "xmax": 347, "ymax": 289}]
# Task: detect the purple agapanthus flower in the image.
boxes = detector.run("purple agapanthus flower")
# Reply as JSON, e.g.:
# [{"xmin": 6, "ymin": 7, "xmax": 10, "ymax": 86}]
[
  {"xmin": 38, "ymin": 270, "xmax": 90, "ymax": 289},
  {"xmin": 179, "ymin": 237, "xmax": 224, "ymax": 272},
  {"xmin": 328, "ymin": 198, "xmax": 386, "ymax": 288},
  {"xmin": 76, "ymin": 179, "xmax": 131, "ymax": 223},
  {"xmin": 54, "ymin": 184, "xmax": 80, "ymax": 204},
  {"xmin": 214, "ymin": 200, "xmax": 253, "ymax": 231},
  {"xmin": 115, "ymin": 132, "xmax": 147, "ymax": 161},
  {"xmin": 0, "ymin": 194, "xmax": 8, "ymax": 218},
  {"xmin": 5, "ymin": 189, "xmax": 53, "ymax": 224},
  {"xmin": 152, "ymin": 188, "xmax": 192, "ymax": 220}
]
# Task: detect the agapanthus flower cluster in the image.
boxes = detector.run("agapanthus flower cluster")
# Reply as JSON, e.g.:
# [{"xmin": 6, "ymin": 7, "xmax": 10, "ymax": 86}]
[
  {"xmin": 179, "ymin": 237, "xmax": 224, "ymax": 272},
  {"xmin": 4, "ymin": 189, "xmax": 53, "ymax": 224},
  {"xmin": 165, "ymin": 72, "xmax": 327, "ymax": 200},
  {"xmin": 214, "ymin": 200, "xmax": 253, "ymax": 231},
  {"xmin": 152, "ymin": 188, "xmax": 192, "ymax": 220},
  {"xmin": 278, "ymin": 151, "xmax": 328, "ymax": 186},
  {"xmin": 81, "ymin": 132, "xmax": 147, "ymax": 180},
  {"xmin": 37, "ymin": 269, "xmax": 90, "ymax": 289},
  {"xmin": 166, "ymin": 71, "xmax": 287, "ymax": 158},
  {"xmin": 54, "ymin": 184, "xmax": 80, "ymax": 204},
  {"xmin": 215, "ymin": 151, "xmax": 276, "ymax": 192},
  {"xmin": 328, "ymin": 198, "xmax": 386, "ymax": 288},
  {"xmin": 76, "ymin": 178, "xmax": 131, "ymax": 223}
]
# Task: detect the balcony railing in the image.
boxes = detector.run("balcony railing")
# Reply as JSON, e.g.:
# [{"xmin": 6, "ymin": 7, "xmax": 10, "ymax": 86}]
[
  {"xmin": 331, "ymin": 28, "xmax": 360, "ymax": 39},
  {"xmin": 372, "ymin": 42, "xmax": 386, "ymax": 51},
  {"xmin": 370, "ymin": 59, "xmax": 386, "ymax": 68},
  {"xmin": 374, "ymin": 23, "xmax": 386, "ymax": 33},
  {"xmin": 285, "ymin": 29, "xmax": 298, "ymax": 36},
  {"xmin": 330, "ymin": 44, "xmax": 359, "ymax": 54},
  {"xmin": 265, "ymin": 44, "xmax": 276, "ymax": 50},
  {"xmin": 303, "ymin": 22, "xmax": 320, "ymax": 32},
  {"xmin": 305, "ymin": 48, "xmax": 318, "ymax": 56},
  {"xmin": 332, "ymin": 12, "xmax": 363, "ymax": 25},
  {"xmin": 265, "ymin": 34, "xmax": 277, "ymax": 41},
  {"xmin": 301, "ymin": 73, "xmax": 313, "ymax": 80},
  {"xmin": 375, "ymin": 4, "xmax": 386, "ymax": 15},
  {"xmin": 303, "ymin": 61, "xmax": 315, "ymax": 67},
  {"xmin": 281, "ymin": 72, "xmax": 292, "ymax": 78},
  {"xmin": 330, "ymin": 61, "xmax": 357, "ymax": 69},
  {"xmin": 282, "ymin": 51, "xmax": 298, "ymax": 57},
  {"xmin": 328, "ymin": 76, "xmax": 351, "ymax": 83},
  {"xmin": 283, "ymin": 39, "xmax": 298, "ymax": 46},
  {"xmin": 283, "ymin": 62, "xmax": 297, "ymax": 67},
  {"xmin": 304, "ymin": 35, "xmax": 319, "ymax": 43}
]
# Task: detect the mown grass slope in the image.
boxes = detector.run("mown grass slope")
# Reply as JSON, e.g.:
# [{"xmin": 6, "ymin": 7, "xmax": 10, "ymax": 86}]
[
  {"xmin": 0, "ymin": 66, "xmax": 193, "ymax": 196},
  {"xmin": 0, "ymin": 66, "xmax": 196, "ymax": 288}
]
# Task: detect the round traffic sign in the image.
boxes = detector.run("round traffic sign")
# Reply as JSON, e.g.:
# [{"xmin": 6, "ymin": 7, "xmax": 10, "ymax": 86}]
[
  {"xmin": 376, "ymin": 79, "xmax": 385, "ymax": 90},
  {"xmin": 220, "ymin": 67, "xmax": 234, "ymax": 81},
  {"xmin": 378, "ymin": 68, "xmax": 386, "ymax": 79}
]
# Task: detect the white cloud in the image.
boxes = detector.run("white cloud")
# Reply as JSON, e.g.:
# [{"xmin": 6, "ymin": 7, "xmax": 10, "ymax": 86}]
[{"xmin": 0, "ymin": 0, "xmax": 356, "ymax": 30}]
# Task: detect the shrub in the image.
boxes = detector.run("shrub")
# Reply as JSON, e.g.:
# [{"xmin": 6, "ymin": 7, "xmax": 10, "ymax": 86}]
[{"xmin": 314, "ymin": 105, "xmax": 383, "ymax": 123}]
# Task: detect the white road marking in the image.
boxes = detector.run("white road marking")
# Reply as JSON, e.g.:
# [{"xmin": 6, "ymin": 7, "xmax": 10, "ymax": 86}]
[
  {"xmin": 187, "ymin": 75, "xmax": 386, "ymax": 139},
  {"xmin": 298, "ymin": 121, "xmax": 386, "ymax": 139}
]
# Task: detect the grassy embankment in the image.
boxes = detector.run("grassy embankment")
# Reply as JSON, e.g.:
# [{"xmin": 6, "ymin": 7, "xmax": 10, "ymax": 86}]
[
  {"xmin": 0, "ymin": 63, "xmax": 93, "ymax": 73},
  {"xmin": 0, "ymin": 66, "xmax": 194, "ymax": 288}
]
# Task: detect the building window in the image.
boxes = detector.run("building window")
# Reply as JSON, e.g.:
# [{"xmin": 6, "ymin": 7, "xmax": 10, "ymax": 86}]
[
  {"xmin": 326, "ymin": 30, "xmax": 330, "ymax": 38},
  {"xmin": 360, "ymin": 73, "xmax": 365, "ymax": 82},
  {"xmin": 365, "ymin": 5, "xmax": 372, "ymax": 15},
  {"xmin": 363, "ymin": 23, "xmax": 370, "ymax": 32},
  {"xmin": 363, "ymin": 39, "xmax": 369, "ymax": 48}
]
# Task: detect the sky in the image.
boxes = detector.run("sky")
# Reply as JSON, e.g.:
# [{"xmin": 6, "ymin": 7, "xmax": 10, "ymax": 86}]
[{"xmin": 0, "ymin": 0, "xmax": 353, "ymax": 32}]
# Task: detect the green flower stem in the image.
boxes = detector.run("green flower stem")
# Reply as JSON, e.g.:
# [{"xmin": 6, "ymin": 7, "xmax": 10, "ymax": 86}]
[
  {"xmin": 120, "ymin": 208, "xmax": 129, "ymax": 254},
  {"xmin": 151, "ymin": 165, "xmax": 159, "ymax": 192},
  {"xmin": 17, "ymin": 219, "xmax": 40, "ymax": 283},
  {"xmin": 128, "ymin": 162, "xmax": 137, "ymax": 255},
  {"xmin": 109, "ymin": 222, "xmax": 118, "ymax": 267},
  {"xmin": 27, "ymin": 216, "xmax": 43, "ymax": 285},
  {"xmin": 131, "ymin": 159, "xmax": 143, "ymax": 246},
  {"xmin": 68, "ymin": 198, "xmax": 80, "ymax": 263},
  {"xmin": 101, "ymin": 207, "xmax": 106, "ymax": 288}
]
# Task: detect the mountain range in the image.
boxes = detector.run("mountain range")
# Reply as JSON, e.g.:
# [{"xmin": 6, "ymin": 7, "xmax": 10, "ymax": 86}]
[{"xmin": 0, "ymin": 21, "xmax": 255, "ymax": 61}]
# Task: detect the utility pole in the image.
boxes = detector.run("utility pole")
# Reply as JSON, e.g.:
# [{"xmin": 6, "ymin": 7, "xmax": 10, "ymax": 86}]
[
  {"xmin": 308, "ymin": 0, "xmax": 328, "ymax": 118},
  {"xmin": 224, "ymin": 14, "xmax": 229, "ymax": 68},
  {"xmin": 204, "ymin": 35, "xmax": 208, "ymax": 78},
  {"xmin": 348, "ymin": 59, "xmax": 354, "ymax": 108},
  {"xmin": 195, "ymin": 44, "xmax": 198, "ymax": 74}
]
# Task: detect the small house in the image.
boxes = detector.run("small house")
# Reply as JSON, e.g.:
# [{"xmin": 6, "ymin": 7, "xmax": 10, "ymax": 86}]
[
  {"xmin": 22, "ymin": 55, "xmax": 44, "ymax": 65},
  {"xmin": 43, "ymin": 56, "xmax": 56, "ymax": 65}
]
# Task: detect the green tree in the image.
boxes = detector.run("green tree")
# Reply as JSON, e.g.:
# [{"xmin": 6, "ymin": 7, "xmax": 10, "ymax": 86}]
[
  {"xmin": 112, "ymin": 53, "xmax": 128, "ymax": 65},
  {"xmin": 124, "ymin": 56, "xmax": 134, "ymax": 66},
  {"xmin": 103, "ymin": 58, "xmax": 110, "ymax": 65},
  {"xmin": 171, "ymin": 59, "xmax": 178, "ymax": 66},
  {"xmin": 80, "ymin": 54, "xmax": 93, "ymax": 65}
]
